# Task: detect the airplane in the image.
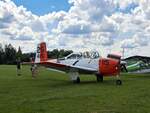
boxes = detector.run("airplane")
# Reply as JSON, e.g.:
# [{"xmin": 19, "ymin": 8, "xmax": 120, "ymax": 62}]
[
  {"xmin": 125, "ymin": 61, "xmax": 150, "ymax": 73},
  {"xmin": 121, "ymin": 55, "xmax": 150, "ymax": 73},
  {"xmin": 32, "ymin": 42, "xmax": 126, "ymax": 85}
]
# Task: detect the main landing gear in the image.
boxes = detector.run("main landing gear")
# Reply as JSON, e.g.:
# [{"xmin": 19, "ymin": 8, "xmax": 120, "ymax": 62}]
[
  {"xmin": 73, "ymin": 77, "xmax": 80, "ymax": 83},
  {"xmin": 69, "ymin": 69, "xmax": 80, "ymax": 83}
]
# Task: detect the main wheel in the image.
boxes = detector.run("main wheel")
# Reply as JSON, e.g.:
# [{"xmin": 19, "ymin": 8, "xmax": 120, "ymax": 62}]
[
  {"xmin": 73, "ymin": 77, "xmax": 80, "ymax": 83},
  {"xmin": 96, "ymin": 74, "xmax": 103, "ymax": 82},
  {"xmin": 76, "ymin": 77, "xmax": 80, "ymax": 83},
  {"xmin": 116, "ymin": 80, "xmax": 122, "ymax": 85}
]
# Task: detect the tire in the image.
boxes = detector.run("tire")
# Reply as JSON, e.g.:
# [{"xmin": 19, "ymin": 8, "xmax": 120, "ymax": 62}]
[
  {"xmin": 73, "ymin": 77, "xmax": 80, "ymax": 83},
  {"xmin": 116, "ymin": 80, "xmax": 122, "ymax": 85},
  {"xmin": 76, "ymin": 77, "xmax": 80, "ymax": 83},
  {"xmin": 96, "ymin": 74, "xmax": 103, "ymax": 82}
]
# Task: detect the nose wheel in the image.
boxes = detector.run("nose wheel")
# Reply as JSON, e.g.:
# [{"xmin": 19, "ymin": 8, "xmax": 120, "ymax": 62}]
[{"xmin": 116, "ymin": 80, "xmax": 122, "ymax": 85}]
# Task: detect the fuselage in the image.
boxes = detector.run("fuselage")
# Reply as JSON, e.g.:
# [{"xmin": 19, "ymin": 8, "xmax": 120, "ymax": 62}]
[
  {"xmin": 59, "ymin": 58, "xmax": 99, "ymax": 70},
  {"xmin": 49, "ymin": 51, "xmax": 100, "ymax": 72}
]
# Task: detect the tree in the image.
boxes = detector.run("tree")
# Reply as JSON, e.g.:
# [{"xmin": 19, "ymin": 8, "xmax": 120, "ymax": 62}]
[
  {"xmin": 47, "ymin": 49, "xmax": 73, "ymax": 59},
  {"xmin": 0, "ymin": 43, "xmax": 74, "ymax": 64},
  {"xmin": 22, "ymin": 52, "xmax": 35, "ymax": 62},
  {"xmin": 4, "ymin": 44, "xmax": 16, "ymax": 64},
  {"xmin": 0, "ymin": 43, "xmax": 4, "ymax": 64},
  {"xmin": 48, "ymin": 49, "xmax": 59, "ymax": 58},
  {"xmin": 16, "ymin": 46, "xmax": 22, "ymax": 60},
  {"xmin": 63, "ymin": 50, "xmax": 73, "ymax": 57},
  {"xmin": 59, "ymin": 49, "xmax": 73, "ymax": 58}
]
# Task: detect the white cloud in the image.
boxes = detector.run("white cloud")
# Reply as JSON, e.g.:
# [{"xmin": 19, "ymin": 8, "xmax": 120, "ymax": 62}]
[
  {"xmin": 100, "ymin": 16, "xmax": 118, "ymax": 32},
  {"xmin": 0, "ymin": 0, "xmax": 150, "ymax": 56},
  {"xmin": 89, "ymin": 32, "xmax": 114, "ymax": 46},
  {"xmin": 113, "ymin": 0, "xmax": 138, "ymax": 10},
  {"xmin": 13, "ymin": 27, "xmax": 34, "ymax": 40},
  {"xmin": 134, "ymin": 34, "xmax": 149, "ymax": 46},
  {"xmin": 29, "ymin": 19, "xmax": 47, "ymax": 32},
  {"xmin": 69, "ymin": 0, "xmax": 115, "ymax": 22},
  {"xmin": 120, "ymin": 33, "xmax": 150, "ymax": 49},
  {"xmin": 121, "ymin": 38, "xmax": 138, "ymax": 49},
  {"xmin": 58, "ymin": 19, "xmax": 92, "ymax": 34}
]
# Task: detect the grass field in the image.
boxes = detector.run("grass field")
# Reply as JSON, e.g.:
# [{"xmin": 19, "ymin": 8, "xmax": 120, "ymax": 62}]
[{"xmin": 0, "ymin": 65, "xmax": 150, "ymax": 113}]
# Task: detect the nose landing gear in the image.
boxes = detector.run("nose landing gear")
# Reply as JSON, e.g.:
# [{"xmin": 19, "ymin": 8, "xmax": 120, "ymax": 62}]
[
  {"xmin": 116, "ymin": 79, "xmax": 122, "ymax": 85},
  {"xmin": 95, "ymin": 74, "xmax": 122, "ymax": 85}
]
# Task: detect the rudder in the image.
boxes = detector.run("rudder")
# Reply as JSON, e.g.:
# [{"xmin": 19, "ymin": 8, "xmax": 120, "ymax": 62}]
[{"xmin": 35, "ymin": 42, "xmax": 48, "ymax": 63}]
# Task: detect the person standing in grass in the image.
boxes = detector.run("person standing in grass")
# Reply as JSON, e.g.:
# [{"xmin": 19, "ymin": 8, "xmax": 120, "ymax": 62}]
[
  {"xmin": 31, "ymin": 65, "xmax": 38, "ymax": 78},
  {"xmin": 30, "ymin": 57, "xmax": 38, "ymax": 78},
  {"xmin": 16, "ymin": 57, "xmax": 21, "ymax": 76}
]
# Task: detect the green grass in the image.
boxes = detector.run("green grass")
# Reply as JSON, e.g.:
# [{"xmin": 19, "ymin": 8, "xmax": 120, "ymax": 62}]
[{"xmin": 0, "ymin": 65, "xmax": 150, "ymax": 113}]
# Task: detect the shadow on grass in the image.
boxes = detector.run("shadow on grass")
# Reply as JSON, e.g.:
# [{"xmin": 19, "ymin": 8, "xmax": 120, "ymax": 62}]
[{"xmin": 43, "ymin": 79, "xmax": 120, "ymax": 89}]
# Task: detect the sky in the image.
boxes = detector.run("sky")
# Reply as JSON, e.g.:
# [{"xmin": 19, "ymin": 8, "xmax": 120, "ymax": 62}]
[
  {"xmin": 12, "ymin": 0, "xmax": 71, "ymax": 15},
  {"xmin": 0, "ymin": 0, "xmax": 150, "ymax": 58}
]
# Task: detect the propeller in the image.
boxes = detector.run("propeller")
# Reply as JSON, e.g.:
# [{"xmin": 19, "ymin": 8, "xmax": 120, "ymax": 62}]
[{"xmin": 120, "ymin": 63, "xmax": 128, "ymax": 72}]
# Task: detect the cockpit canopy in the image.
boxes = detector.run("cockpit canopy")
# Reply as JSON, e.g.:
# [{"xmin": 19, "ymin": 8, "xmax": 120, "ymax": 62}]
[{"xmin": 65, "ymin": 51, "xmax": 100, "ymax": 59}]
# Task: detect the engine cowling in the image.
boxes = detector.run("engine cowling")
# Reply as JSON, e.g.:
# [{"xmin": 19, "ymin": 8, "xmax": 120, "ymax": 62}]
[{"xmin": 99, "ymin": 58, "xmax": 120, "ymax": 76}]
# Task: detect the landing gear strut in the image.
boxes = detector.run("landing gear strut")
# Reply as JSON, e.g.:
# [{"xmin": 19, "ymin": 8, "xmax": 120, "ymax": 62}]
[
  {"xmin": 69, "ymin": 69, "xmax": 80, "ymax": 83},
  {"xmin": 116, "ymin": 74, "xmax": 122, "ymax": 85},
  {"xmin": 96, "ymin": 74, "xmax": 103, "ymax": 82}
]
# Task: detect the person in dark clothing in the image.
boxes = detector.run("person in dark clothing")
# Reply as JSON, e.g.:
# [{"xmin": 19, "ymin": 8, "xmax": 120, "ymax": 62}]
[{"xmin": 16, "ymin": 58, "xmax": 21, "ymax": 76}]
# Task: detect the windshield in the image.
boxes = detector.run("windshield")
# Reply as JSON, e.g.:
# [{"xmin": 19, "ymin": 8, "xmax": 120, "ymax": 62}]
[
  {"xmin": 66, "ymin": 51, "xmax": 100, "ymax": 59},
  {"xmin": 66, "ymin": 53, "xmax": 82, "ymax": 59}
]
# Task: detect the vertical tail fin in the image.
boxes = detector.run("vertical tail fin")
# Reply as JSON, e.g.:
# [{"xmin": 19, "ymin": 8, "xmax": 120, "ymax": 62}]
[{"xmin": 35, "ymin": 42, "xmax": 48, "ymax": 63}]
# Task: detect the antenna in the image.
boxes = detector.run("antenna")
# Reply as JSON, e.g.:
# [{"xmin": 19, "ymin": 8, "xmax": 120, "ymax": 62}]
[{"xmin": 122, "ymin": 47, "xmax": 125, "ymax": 59}]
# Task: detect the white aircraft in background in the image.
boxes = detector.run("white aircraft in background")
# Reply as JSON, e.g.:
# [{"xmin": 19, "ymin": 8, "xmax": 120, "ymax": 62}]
[{"xmin": 33, "ymin": 42, "xmax": 126, "ymax": 85}]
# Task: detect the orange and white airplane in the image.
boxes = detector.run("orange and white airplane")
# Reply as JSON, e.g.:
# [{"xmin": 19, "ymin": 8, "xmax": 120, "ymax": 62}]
[{"xmin": 33, "ymin": 42, "xmax": 124, "ymax": 85}]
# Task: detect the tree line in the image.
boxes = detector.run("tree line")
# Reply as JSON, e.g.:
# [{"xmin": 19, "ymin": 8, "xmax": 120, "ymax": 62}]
[{"xmin": 0, "ymin": 43, "xmax": 73, "ymax": 64}]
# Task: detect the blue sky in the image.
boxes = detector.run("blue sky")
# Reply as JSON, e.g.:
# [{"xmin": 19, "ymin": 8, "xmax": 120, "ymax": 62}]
[
  {"xmin": 12, "ymin": 0, "xmax": 71, "ymax": 15},
  {"xmin": 116, "ymin": 3, "xmax": 139, "ymax": 13}
]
